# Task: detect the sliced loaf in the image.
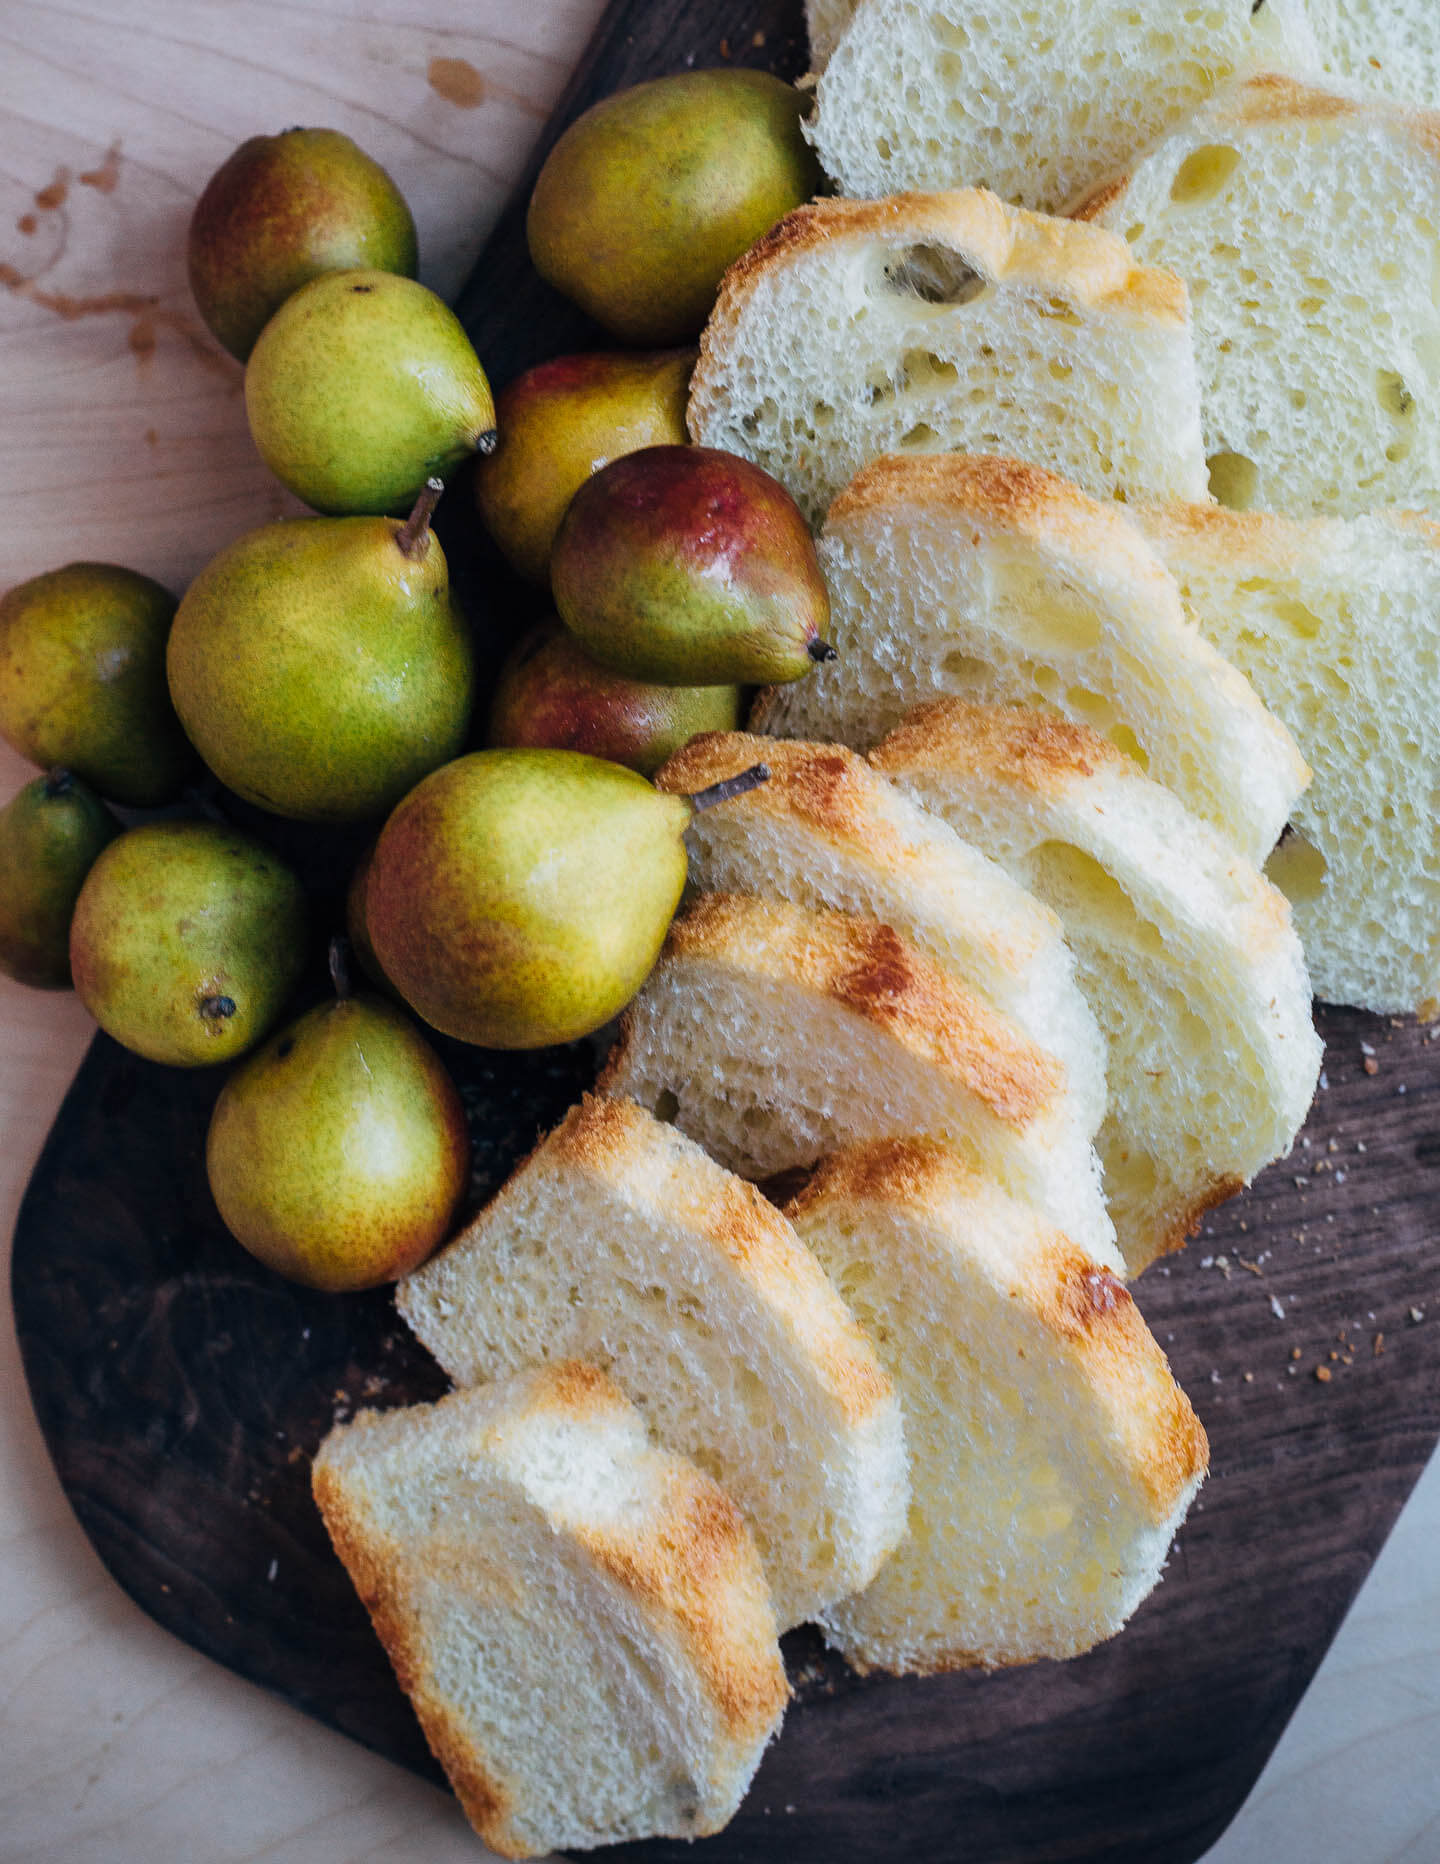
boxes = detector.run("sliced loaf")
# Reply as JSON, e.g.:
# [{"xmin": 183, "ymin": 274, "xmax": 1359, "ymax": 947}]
[
  {"xmin": 312, "ymin": 1362, "xmax": 788, "ymax": 1857},
  {"xmin": 1135, "ymin": 498, "xmax": 1440, "ymax": 1014},
  {"xmin": 656, "ymin": 729, "xmax": 1107, "ymax": 1132},
  {"xmin": 807, "ymin": 0, "xmax": 1318, "ymax": 214},
  {"xmin": 600, "ymin": 891, "xmax": 1120, "ymax": 1273},
  {"xmin": 871, "ymin": 701, "xmax": 1323, "ymax": 1274},
  {"xmin": 1074, "ymin": 74, "xmax": 1440, "ymax": 517},
  {"xmin": 752, "ymin": 454, "xmax": 1309, "ymax": 865},
  {"xmin": 397, "ymin": 1094, "xmax": 908, "ymax": 1630},
  {"xmin": 688, "ymin": 190, "xmax": 1208, "ymax": 524},
  {"xmin": 788, "ymin": 1140, "xmax": 1208, "ymax": 1672}
]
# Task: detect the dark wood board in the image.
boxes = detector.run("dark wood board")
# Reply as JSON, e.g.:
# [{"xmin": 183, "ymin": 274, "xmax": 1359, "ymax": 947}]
[{"xmin": 11, "ymin": 1, "xmax": 1440, "ymax": 1860}]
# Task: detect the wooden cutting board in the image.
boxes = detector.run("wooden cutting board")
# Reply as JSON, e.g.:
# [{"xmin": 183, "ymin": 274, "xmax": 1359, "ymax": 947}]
[{"xmin": 12, "ymin": 2, "xmax": 1440, "ymax": 1860}]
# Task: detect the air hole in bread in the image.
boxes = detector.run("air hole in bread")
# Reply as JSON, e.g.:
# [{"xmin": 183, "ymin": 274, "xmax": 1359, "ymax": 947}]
[
  {"xmin": 1235, "ymin": 579, "xmax": 1324, "ymax": 641},
  {"xmin": 1168, "ymin": 144, "xmax": 1242, "ymax": 206},
  {"xmin": 1206, "ymin": 450, "xmax": 1259, "ymax": 509},
  {"xmin": 1025, "ymin": 842, "xmax": 1168, "ymax": 959},
  {"xmin": 1037, "ymin": 296, "xmax": 1082, "ymax": 327},
  {"xmin": 899, "ymin": 348, "xmax": 959, "ymax": 388},
  {"xmin": 1266, "ymin": 827, "xmax": 1329, "ymax": 905},
  {"xmin": 899, "ymin": 421, "xmax": 939, "ymax": 449},
  {"xmin": 987, "ymin": 558, "xmax": 1104, "ymax": 653},
  {"xmin": 1377, "ymin": 369, "xmax": 1415, "ymax": 420},
  {"xmin": 652, "ymin": 1089, "xmax": 680, "ymax": 1124},
  {"xmin": 941, "ymin": 649, "xmax": 988, "ymax": 684},
  {"xmin": 881, "ymin": 243, "xmax": 988, "ymax": 306}
]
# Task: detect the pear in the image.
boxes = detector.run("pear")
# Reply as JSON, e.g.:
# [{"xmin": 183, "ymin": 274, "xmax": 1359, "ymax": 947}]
[
  {"xmin": 0, "ymin": 562, "xmax": 196, "ymax": 805},
  {"xmin": 166, "ymin": 481, "xmax": 474, "ymax": 823},
  {"xmin": 365, "ymin": 747, "xmax": 767, "ymax": 1049},
  {"xmin": 0, "ymin": 771, "xmax": 120, "ymax": 988},
  {"xmin": 206, "ymin": 948, "xmax": 470, "ymax": 1292},
  {"xmin": 474, "ymin": 349, "xmax": 694, "ymax": 583},
  {"xmin": 244, "ymin": 269, "xmax": 496, "ymax": 515},
  {"xmin": 550, "ymin": 445, "xmax": 832, "ymax": 684},
  {"xmin": 488, "ymin": 618, "xmax": 740, "ymax": 775},
  {"xmin": 69, "ymin": 820, "xmax": 308, "ymax": 1066},
  {"xmin": 527, "ymin": 69, "xmax": 820, "ymax": 344},
  {"xmin": 188, "ymin": 127, "xmax": 419, "ymax": 362}
]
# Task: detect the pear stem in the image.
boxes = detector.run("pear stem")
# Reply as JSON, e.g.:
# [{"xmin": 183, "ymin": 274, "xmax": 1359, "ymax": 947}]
[
  {"xmin": 42, "ymin": 767, "xmax": 74, "ymax": 799},
  {"xmin": 807, "ymin": 638, "xmax": 838, "ymax": 663},
  {"xmin": 199, "ymin": 994, "xmax": 236, "ymax": 1021},
  {"xmin": 475, "ymin": 426, "xmax": 499, "ymax": 457},
  {"xmin": 328, "ymin": 935, "xmax": 353, "ymax": 1002},
  {"xmin": 686, "ymin": 763, "xmax": 770, "ymax": 814},
  {"xmin": 395, "ymin": 478, "xmax": 445, "ymax": 559}
]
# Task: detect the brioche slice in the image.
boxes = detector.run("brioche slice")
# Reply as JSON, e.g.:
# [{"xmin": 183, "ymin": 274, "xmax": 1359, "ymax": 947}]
[
  {"xmin": 397, "ymin": 1094, "xmax": 907, "ymax": 1630},
  {"xmin": 871, "ymin": 701, "xmax": 1322, "ymax": 1274},
  {"xmin": 312, "ymin": 1363, "xmax": 788, "ymax": 1857},
  {"xmin": 656, "ymin": 730, "xmax": 1107, "ymax": 1132},
  {"xmin": 1074, "ymin": 74, "xmax": 1440, "ymax": 518},
  {"xmin": 787, "ymin": 1141, "xmax": 1208, "ymax": 1672},
  {"xmin": 1308, "ymin": 0, "xmax": 1440, "ymax": 109},
  {"xmin": 753, "ymin": 454, "xmax": 1308, "ymax": 865},
  {"xmin": 600, "ymin": 891, "xmax": 1120, "ymax": 1273},
  {"xmin": 1134, "ymin": 499, "xmax": 1440, "ymax": 1013},
  {"xmin": 807, "ymin": 0, "xmax": 1317, "ymax": 214},
  {"xmin": 688, "ymin": 190, "xmax": 1208, "ymax": 524}
]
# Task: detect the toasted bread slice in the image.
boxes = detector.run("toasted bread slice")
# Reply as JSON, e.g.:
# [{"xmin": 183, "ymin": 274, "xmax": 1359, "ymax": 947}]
[
  {"xmin": 656, "ymin": 730, "xmax": 1107, "ymax": 1132},
  {"xmin": 787, "ymin": 1140, "xmax": 1208, "ymax": 1672},
  {"xmin": 753, "ymin": 454, "xmax": 1308, "ymax": 865},
  {"xmin": 871, "ymin": 701, "xmax": 1322, "ymax": 1274},
  {"xmin": 600, "ymin": 891, "xmax": 1120, "ymax": 1272},
  {"xmin": 312, "ymin": 1363, "xmax": 788, "ymax": 1857},
  {"xmin": 688, "ymin": 190, "xmax": 1208, "ymax": 524},
  {"xmin": 1073, "ymin": 74, "xmax": 1440, "ymax": 518},
  {"xmin": 1135, "ymin": 498, "xmax": 1440, "ymax": 1013},
  {"xmin": 807, "ymin": 0, "xmax": 1317, "ymax": 214},
  {"xmin": 397, "ymin": 1094, "xmax": 907, "ymax": 1630}
]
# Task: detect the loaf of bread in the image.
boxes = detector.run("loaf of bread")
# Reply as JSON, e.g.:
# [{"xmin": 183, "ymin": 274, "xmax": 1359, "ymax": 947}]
[
  {"xmin": 688, "ymin": 190, "xmax": 1209, "ymax": 524},
  {"xmin": 600, "ymin": 890, "xmax": 1121, "ymax": 1272},
  {"xmin": 656, "ymin": 729, "xmax": 1107, "ymax": 1132},
  {"xmin": 752, "ymin": 453, "xmax": 1309, "ymax": 866},
  {"xmin": 871, "ymin": 701, "xmax": 1323, "ymax": 1274},
  {"xmin": 788, "ymin": 1139, "xmax": 1208, "ymax": 1672},
  {"xmin": 1135, "ymin": 498, "xmax": 1440, "ymax": 1015},
  {"xmin": 312, "ymin": 1363, "xmax": 789, "ymax": 1858},
  {"xmin": 806, "ymin": 0, "xmax": 1317, "ymax": 214},
  {"xmin": 1074, "ymin": 74, "xmax": 1440, "ymax": 518},
  {"xmin": 396, "ymin": 1094, "xmax": 908, "ymax": 1630}
]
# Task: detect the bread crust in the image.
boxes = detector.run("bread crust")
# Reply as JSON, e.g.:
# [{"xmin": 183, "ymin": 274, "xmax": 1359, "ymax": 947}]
[{"xmin": 871, "ymin": 697, "xmax": 1125, "ymax": 794}]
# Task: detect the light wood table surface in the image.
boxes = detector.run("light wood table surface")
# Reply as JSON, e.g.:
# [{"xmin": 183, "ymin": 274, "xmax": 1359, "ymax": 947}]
[{"xmin": 2, "ymin": 5, "xmax": 1438, "ymax": 1859}]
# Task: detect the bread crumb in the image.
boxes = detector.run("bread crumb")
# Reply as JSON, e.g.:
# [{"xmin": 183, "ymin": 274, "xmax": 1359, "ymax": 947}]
[
  {"xmin": 1374, "ymin": 1333, "xmax": 1385, "ymax": 1356},
  {"xmin": 1363, "ymin": 1056, "xmax": 1379, "ymax": 1075},
  {"xmin": 1314, "ymin": 1365, "xmax": 1332, "ymax": 1383},
  {"xmin": 1410, "ymin": 1307, "xmax": 1426, "ymax": 1324}
]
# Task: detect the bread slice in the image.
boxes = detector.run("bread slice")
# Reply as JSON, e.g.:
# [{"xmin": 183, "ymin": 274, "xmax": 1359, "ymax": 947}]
[
  {"xmin": 311, "ymin": 1362, "xmax": 788, "ymax": 1857},
  {"xmin": 787, "ymin": 1140, "xmax": 1208, "ymax": 1673},
  {"xmin": 600, "ymin": 891, "xmax": 1121, "ymax": 1273},
  {"xmin": 871, "ymin": 701, "xmax": 1323, "ymax": 1274},
  {"xmin": 655, "ymin": 729, "xmax": 1107, "ymax": 1132},
  {"xmin": 396, "ymin": 1094, "xmax": 907, "ymax": 1630},
  {"xmin": 752, "ymin": 454, "xmax": 1309, "ymax": 866},
  {"xmin": 1134, "ymin": 498, "xmax": 1440, "ymax": 1014},
  {"xmin": 1308, "ymin": 0, "xmax": 1440, "ymax": 109},
  {"xmin": 1073, "ymin": 74, "xmax": 1440, "ymax": 518},
  {"xmin": 806, "ymin": 0, "xmax": 1318, "ymax": 214},
  {"xmin": 688, "ymin": 190, "xmax": 1209, "ymax": 524}
]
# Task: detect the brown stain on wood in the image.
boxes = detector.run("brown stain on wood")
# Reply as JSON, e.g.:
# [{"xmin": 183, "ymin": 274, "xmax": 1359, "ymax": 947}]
[
  {"xmin": 128, "ymin": 317, "xmax": 157, "ymax": 367},
  {"xmin": 34, "ymin": 168, "xmax": 70, "ymax": 212},
  {"xmin": 79, "ymin": 144, "xmax": 123, "ymax": 194},
  {"xmin": 0, "ymin": 264, "xmax": 236, "ymax": 381},
  {"xmin": 428, "ymin": 56, "xmax": 486, "ymax": 109},
  {"xmin": 16, "ymin": 214, "xmax": 37, "ymax": 235}
]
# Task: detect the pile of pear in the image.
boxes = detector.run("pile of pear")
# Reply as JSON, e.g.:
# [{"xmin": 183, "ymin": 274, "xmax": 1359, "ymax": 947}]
[{"xmin": 0, "ymin": 74, "xmax": 828, "ymax": 1294}]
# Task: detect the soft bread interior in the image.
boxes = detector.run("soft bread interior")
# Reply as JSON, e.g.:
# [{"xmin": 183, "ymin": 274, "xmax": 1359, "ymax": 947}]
[
  {"xmin": 397, "ymin": 1096, "xmax": 908, "ymax": 1630},
  {"xmin": 787, "ymin": 1142, "xmax": 1208, "ymax": 1673}
]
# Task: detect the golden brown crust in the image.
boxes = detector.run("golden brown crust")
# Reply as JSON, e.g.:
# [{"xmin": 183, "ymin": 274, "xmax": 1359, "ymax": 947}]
[
  {"xmin": 657, "ymin": 730, "xmax": 907, "ymax": 854},
  {"xmin": 871, "ymin": 697, "xmax": 1124, "ymax": 796},
  {"xmin": 786, "ymin": 1135, "xmax": 983, "ymax": 1222},
  {"xmin": 660, "ymin": 892, "xmax": 1062, "ymax": 1129}
]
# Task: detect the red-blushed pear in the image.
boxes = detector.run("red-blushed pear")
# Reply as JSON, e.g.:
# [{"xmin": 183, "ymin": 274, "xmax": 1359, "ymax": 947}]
[
  {"xmin": 550, "ymin": 445, "xmax": 833, "ymax": 685},
  {"xmin": 474, "ymin": 349, "xmax": 694, "ymax": 584},
  {"xmin": 206, "ymin": 943, "xmax": 470, "ymax": 1293},
  {"xmin": 0, "ymin": 771, "xmax": 119, "ymax": 988},
  {"xmin": 187, "ymin": 128, "xmax": 419, "ymax": 362},
  {"xmin": 487, "ymin": 618, "xmax": 741, "ymax": 776},
  {"xmin": 365, "ymin": 747, "xmax": 768, "ymax": 1050}
]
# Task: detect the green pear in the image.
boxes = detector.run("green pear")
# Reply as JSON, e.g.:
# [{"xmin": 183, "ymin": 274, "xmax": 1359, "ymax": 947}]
[
  {"xmin": 167, "ymin": 483, "xmax": 474, "ymax": 823},
  {"xmin": 0, "ymin": 562, "xmax": 196, "ymax": 805},
  {"xmin": 487, "ymin": 618, "xmax": 740, "ymax": 775},
  {"xmin": 0, "ymin": 771, "xmax": 120, "ymax": 988},
  {"xmin": 474, "ymin": 349, "xmax": 694, "ymax": 583},
  {"xmin": 206, "ymin": 966, "xmax": 470, "ymax": 1291},
  {"xmin": 245, "ymin": 269, "xmax": 496, "ymax": 515},
  {"xmin": 527, "ymin": 69, "xmax": 821, "ymax": 344},
  {"xmin": 550, "ymin": 445, "xmax": 832, "ymax": 684},
  {"xmin": 188, "ymin": 128, "xmax": 419, "ymax": 362},
  {"xmin": 365, "ymin": 747, "xmax": 767, "ymax": 1049},
  {"xmin": 69, "ymin": 820, "xmax": 308, "ymax": 1066}
]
